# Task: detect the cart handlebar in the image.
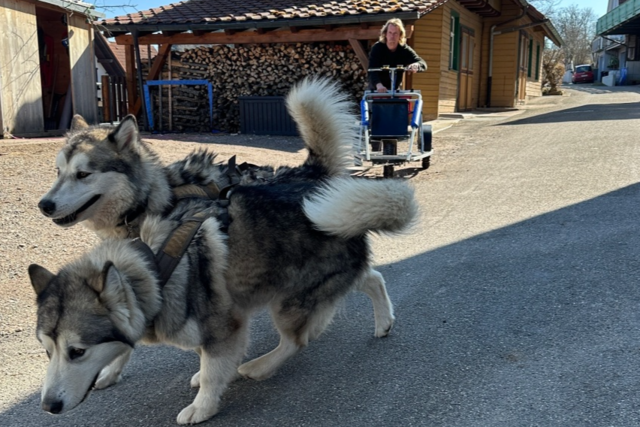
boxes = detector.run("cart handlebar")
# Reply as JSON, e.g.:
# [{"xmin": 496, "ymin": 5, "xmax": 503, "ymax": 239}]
[
  {"xmin": 367, "ymin": 66, "xmax": 407, "ymax": 72},
  {"xmin": 367, "ymin": 66, "xmax": 409, "ymax": 97}
]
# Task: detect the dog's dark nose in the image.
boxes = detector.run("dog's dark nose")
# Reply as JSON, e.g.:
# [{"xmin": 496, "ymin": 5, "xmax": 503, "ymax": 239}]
[
  {"xmin": 42, "ymin": 400, "xmax": 63, "ymax": 414},
  {"xmin": 38, "ymin": 199, "xmax": 56, "ymax": 216}
]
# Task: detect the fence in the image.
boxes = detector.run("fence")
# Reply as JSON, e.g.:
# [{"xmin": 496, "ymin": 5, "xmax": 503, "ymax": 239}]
[{"xmin": 101, "ymin": 75, "xmax": 128, "ymax": 123}]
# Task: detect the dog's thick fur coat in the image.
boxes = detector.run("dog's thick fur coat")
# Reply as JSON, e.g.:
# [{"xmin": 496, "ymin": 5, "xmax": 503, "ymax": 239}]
[
  {"xmin": 29, "ymin": 77, "xmax": 418, "ymax": 424},
  {"xmin": 38, "ymin": 116, "xmax": 273, "ymax": 240}
]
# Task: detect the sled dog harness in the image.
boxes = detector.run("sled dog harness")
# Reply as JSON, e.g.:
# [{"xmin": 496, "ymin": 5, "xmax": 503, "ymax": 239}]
[
  {"xmin": 172, "ymin": 155, "xmax": 259, "ymax": 202},
  {"xmin": 128, "ymin": 156, "xmax": 266, "ymax": 287},
  {"xmin": 119, "ymin": 155, "xmax": 261, "ymax": 237},
  {"xmin": 130, "ymin": 211, "xmax": 207, "ymax": 289}
]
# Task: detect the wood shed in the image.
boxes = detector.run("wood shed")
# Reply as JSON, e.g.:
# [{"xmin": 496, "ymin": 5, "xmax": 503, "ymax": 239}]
[
  {"xmin": 97, "ymin": 0, "xmax": 561, "ymax": 134},
  {"xmin": 0, "ymin": 0, "xmax": 102, "ymax": 137}
]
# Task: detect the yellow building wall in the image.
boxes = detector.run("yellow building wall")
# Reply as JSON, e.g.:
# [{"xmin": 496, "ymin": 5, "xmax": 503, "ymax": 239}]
[
  {"xmin": 383, "ymin": 0, "xmax": 551, "ymax": 115},
  {"xmin": 524, "ymin": 33, "xmax": 546, "ymax": 98},
  {"xmin": 412, "ymin": 6, "xmax": 445, "ymax": 121},
  {"xmin": 477, "ymin": 1, "xmax": 549, "ymax": 108},
  {"xmin": 413, "ymin": 1, "xmax": 484, "ymax": 118},
  {"xmin": 450, "ymin": 2, "xmax": 483, "ymax": 111},
  {"xmin": 490, "ymin": 31, "xmax": 518, "ymax": 107}
]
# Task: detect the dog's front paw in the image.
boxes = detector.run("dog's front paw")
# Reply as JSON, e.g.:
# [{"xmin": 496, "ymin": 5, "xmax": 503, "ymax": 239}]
[
  {"xmin": 176, "ymin": 402, "xmax": 218, "ymax": 425},
  {"xmin": 375, "ymin": 314, "xmax": 395, "ymax": 338},
  {"xmin": 94, "ymin": 366, "xmax": 122, "ymax": 390},
  {"xmin": 190, "ymin": 371, "xmax": 200, "ymax": 388}
]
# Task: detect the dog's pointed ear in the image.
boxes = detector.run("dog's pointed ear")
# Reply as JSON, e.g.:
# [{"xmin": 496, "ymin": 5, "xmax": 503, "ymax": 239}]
[
  {"xmin": 88, "ymin": 261, "xmax": 122, "ymax": 294},
  {"xmin": 70, "ymin": 115, "xmax": 89, "ymax": 131},
  {"xmin": 28, "ymin": 264, "xmax": 55, "ymax": 296},
  {"xmin": 94, "ymin": 261, "xmax": 145, "ymax": 342},
  {"xmin": 108, "ymin": 115, "xmax": 139, "ymax": 152}
]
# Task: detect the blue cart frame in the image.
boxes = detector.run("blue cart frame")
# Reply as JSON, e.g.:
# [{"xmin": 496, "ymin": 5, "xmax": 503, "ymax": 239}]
[
  {"xmin": 143, "ymin": 80, "xmax": 214, "ymax": 132},
  {"xmin": 357, "ymin": 67, "xmax": 433, "ymax": 177}
]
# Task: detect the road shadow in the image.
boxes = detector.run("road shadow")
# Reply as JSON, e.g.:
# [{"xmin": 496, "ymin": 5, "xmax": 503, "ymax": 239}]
[
  {"xmin": 4, "ymin": 183, "xmax": 640, "ymax": 426},
  {"xmin": 498, "ymin": 101, "xmax": 640, "ymax": 126}
]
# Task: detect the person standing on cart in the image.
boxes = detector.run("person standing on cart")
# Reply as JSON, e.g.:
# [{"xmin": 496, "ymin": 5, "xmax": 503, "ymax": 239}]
[{"xmin": 368, "ymin": 19, "xmax": 427, "ymax": 93}]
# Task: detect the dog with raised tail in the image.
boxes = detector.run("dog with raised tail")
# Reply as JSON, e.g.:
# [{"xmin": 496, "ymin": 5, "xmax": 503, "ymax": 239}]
[
  {"xmin": 29, "ymin": 77, "xmax": 418, "ymax": 424},
  {"xmin": 29, "ymin": 170, "xmax": 417, "ymax": 424}
]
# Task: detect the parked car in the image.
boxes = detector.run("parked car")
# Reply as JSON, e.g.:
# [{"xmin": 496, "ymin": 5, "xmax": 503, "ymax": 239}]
[{"xmin": 572, "ymin": 65, "xmax": 594, "ymax": 84}]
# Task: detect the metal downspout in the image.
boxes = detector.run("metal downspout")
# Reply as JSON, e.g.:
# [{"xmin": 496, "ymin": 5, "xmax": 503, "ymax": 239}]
[{"xmin": 487, "ymin": 4, "xmax": 529, "ymax": 107}]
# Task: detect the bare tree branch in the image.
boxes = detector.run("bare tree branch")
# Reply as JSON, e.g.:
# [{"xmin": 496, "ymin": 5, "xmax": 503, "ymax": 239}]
[
  {"xmin": 91, "ymin": 1, "xmax": 139, "ymax": 16},
  {"xmin": 528, "ymin": 0, "xmax": 563, "ymax": 19},
  {"xmin": 553, "ymin": 5, "xmax": 597, "ymax": 68}
]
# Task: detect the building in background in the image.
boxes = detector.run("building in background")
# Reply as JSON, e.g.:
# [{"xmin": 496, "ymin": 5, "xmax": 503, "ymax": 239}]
[
  {"xmin": 0, "ymin": 0, "xmax": 103, "ymax": 137},
  {"xmin": 595, "ymin": 0, "xmax": 640, "ymax": 85}
]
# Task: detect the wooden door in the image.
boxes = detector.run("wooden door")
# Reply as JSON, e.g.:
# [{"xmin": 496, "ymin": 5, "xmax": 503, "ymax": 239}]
[
  {"xmin": 517, "ymin": 32, "xmax": 529, "ymax": 103},
  {"xmin": 458, "ymin": 27, "xmax": 475, "ymax": 111}
]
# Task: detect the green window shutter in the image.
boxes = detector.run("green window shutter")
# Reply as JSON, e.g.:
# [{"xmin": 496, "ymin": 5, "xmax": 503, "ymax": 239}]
[
  {"xmin": 528, "ymin": 39, "xmax": 533, "ymax": 77},
  {"xmin": 449, "ymin": 11, "xmax": 460, "ymax": 71},
  {"xmin": 535, "ymin": 44, "xmax": 541, "ymax": 80}
]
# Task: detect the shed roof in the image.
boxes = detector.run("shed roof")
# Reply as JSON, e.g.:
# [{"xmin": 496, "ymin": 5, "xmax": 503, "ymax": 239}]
[
  {"xmin": 95, "ymin": 33, "xmax": 158, "ymax": 76},
  {"xmin": 514, "ymin": 0, "xmax": 562, "ymax": 46},
  {"xmin": 98, "ymin": 0, "xmax": 447, "ymax": 31}
]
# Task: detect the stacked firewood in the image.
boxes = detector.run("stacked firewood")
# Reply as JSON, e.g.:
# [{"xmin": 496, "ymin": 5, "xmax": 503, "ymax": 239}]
[{"xmin": 144, "ymin": 42, "xmax": 367, "ymax": 133}]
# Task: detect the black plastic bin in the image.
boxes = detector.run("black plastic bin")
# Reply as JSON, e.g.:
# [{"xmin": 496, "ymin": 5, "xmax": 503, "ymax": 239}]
[{"xmin": 239, "ymin": 96, "xmax": 298, "ymax": 136}]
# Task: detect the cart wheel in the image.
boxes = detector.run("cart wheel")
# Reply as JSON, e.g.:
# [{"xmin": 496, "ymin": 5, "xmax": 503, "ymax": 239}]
[
  {"xmin": 383, "ymin": 165, "xmax": 394, "ymax": 178},
  {"xmin": 422, "ymin": 127, "xmax": 433, "ymax": 152},
  {"xmin": 421, "ymin": 157, "xmax": 431, "ymax": 170}
]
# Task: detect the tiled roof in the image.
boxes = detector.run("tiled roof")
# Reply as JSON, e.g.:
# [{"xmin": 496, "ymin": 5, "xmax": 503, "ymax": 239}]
[{"xmin": 99, "ymin": 0, "xmax": 444, "ymax": 27}]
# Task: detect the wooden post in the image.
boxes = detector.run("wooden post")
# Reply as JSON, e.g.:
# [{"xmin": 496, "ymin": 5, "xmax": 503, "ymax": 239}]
[
  {"xmin": 168, "ymin": 57, "xmax": 173, "ymax": 132},
  {"xmin": 125, "ymin": 45, "xmax": 137, "ymax": 114},
  {"xmin": 101, "ymin": 75, "xmax": 111, "ymax": 123},
  {"xmin": 132, "ymin": 30, "xmax": 149, "ymax": 130},
  {"xmin": 129, "ymin": 43, "xmax": 172, "ymax": 117},
  {"xmin": 348, "ymin": 39, "xmax": 369, "ymax": 71}
]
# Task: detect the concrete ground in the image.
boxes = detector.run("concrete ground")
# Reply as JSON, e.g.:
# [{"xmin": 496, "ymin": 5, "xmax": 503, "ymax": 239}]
[{"xmin": 2, "ymin": 83, "xmax": 640, "ymax": 426}]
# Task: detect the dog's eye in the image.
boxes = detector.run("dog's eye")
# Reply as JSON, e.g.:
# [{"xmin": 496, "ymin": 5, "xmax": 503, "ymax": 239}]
[
  {"xmin": 68, "ymin": 347, "xmax": 85, "ymax": 360},
  {"xmin": 45, "ymin": 350, "xmax": 51, "ymax": 360},
  {"xmin": 76, "ymin": 171, "xmax": 91, "ymax": 179}
]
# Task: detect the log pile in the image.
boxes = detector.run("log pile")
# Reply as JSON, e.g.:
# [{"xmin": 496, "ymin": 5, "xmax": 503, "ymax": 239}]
[{"xmin": 144, "ymin": 42, "xmax": 367, "ymax": 133}]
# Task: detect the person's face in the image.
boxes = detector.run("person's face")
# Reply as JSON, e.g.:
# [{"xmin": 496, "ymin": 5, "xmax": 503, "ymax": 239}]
[{"xmin": 386, "ymin": 24, "xmax": 401, "ymax": 51}]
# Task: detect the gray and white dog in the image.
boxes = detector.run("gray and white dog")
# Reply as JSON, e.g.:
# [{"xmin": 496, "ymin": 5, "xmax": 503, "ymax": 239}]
[
  {"xmin": 28, "ymin": 77, "xmax": 418, "ymax": 424},
  {"xmin": 38, "ymin": 115, "xmax": 273, "ymax": 240}
]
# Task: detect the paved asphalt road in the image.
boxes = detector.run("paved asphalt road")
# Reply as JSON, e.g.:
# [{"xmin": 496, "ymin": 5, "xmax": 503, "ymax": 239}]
[{"xmin": 3, "ymin": 84, "xmax": 640, "ymax": 426}]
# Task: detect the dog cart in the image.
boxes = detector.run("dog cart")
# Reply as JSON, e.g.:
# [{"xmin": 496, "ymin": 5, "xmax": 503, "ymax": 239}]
[{"xmin": 355, "ymin": 66, "xmax": 433, "ymax": 178}]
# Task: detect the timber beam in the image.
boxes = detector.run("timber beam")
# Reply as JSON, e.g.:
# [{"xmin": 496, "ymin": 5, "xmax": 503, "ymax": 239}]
[
  {"xmin": 348, "ymin": 39, "xmax": 369, "ymax": 71},
  {"xmin": 115, "ymin": 27, "xmax": 381, "ymax": 45},
  {"xmin": 128, "ymin": 42, "xmax": 173, "ymax": 116}
]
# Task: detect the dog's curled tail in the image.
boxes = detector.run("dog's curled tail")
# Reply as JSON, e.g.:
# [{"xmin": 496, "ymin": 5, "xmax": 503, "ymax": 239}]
[
  {"xmin": 286, "ymin": 77, "xmax": 358, "ymax": 177},
  {"xmin": 303, "ymin": 178, "xmax": 419, "ymax": 238}
]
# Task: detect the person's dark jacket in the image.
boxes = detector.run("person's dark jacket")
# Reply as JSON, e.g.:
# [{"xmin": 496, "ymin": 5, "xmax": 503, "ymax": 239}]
[{"xmin": 368, "ymin": 42, "xmax": 427, "ymax": 90}]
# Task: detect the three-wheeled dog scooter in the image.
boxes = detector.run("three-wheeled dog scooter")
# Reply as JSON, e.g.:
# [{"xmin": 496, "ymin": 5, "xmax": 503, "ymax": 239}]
[{"xmin": 355, "ymin": 66, "xmax": 433, "ymax": 178}]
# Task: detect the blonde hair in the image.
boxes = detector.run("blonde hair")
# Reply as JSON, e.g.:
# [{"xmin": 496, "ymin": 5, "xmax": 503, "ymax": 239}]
[{"xmin": 379, "ymin": 19, "xmax": 407, "ymax": 45}]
